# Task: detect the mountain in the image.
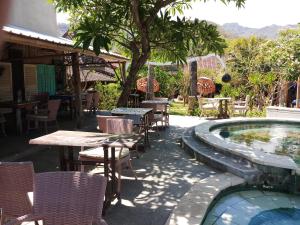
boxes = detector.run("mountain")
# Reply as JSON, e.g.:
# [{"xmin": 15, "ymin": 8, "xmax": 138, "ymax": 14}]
[{"xmin": 221, "ymin": 23, "xmax": 298, "ymax": 39}]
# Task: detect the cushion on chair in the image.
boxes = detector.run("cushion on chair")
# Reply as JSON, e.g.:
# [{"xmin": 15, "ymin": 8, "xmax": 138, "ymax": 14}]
[{"xmin": 79, "ymin": 147, "xmax": 130, "ymax": 160}]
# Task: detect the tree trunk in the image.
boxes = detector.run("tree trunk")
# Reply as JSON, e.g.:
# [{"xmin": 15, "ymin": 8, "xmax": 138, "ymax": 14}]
[{"xmin": 117, "ymin": 54, "xmax": 149, "ymax": 106}]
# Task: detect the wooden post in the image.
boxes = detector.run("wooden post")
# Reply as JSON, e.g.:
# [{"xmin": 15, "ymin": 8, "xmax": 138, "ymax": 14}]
[
  {"xmin": 279, "ymin": 81, "xmax": 288, "ymax": 107},
  {"xmin": 146, "ymin": 64, "xmax": 154, "ymax": 100},
  {"xmin": 120, "ymin": 62, "xmax": 126, "ymax": 85},
  {"xmin": 296, "ymin": 77, "xmax": 300, "ymax": 108},
  {"xmin": 72, "ymin": 53, "xmax": 82, "ymax": 128},
  {"xmin": 188, "ymin": 61, "xmax": 198, "ymax": 112},
  {"xmin": 190, "ymin": 61, "xmax": 197, "ymax": 96}
]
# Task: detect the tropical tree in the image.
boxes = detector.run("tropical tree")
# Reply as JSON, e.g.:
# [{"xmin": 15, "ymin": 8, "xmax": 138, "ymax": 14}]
[{"xmin": 53, "ymin": 0, "xmax": 245, "ymax": 106}]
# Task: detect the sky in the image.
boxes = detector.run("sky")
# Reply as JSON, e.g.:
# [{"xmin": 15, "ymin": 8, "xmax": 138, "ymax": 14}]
[{"xmin": 57, "ymin": 0, "xmax": 300, "ymax": 28}]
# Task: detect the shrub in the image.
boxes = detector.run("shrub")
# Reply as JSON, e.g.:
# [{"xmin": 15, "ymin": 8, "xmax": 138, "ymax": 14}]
[{"xmin": 95, "ymin": 82, "xmax": 121, "ymax": 110}]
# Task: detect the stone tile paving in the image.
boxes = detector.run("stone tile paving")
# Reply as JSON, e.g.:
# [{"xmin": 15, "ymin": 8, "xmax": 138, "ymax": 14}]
[
  {"xmin": 204, "ymin": 190, "xmax": 300, "ymax": 225},
  {"xmin": 104, "ymin": 115, "xmax": 218, "ymax": 225},
  {"xmin": 1, "ymin": 115, "xmax": 218, "ymax": 225}
]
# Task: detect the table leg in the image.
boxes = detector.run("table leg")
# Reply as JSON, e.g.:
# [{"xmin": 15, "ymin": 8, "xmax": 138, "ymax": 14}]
[
  {"xmin": 143, "ymin": 114, "xmax": 150, "ymax": 146},
  {"xmin": 16, "ymin": 108, "xmax": 22, "ymax": 134},
  {"xmin": 218, "ymin": 100, "xmax": 223, "ymax": 118},
  {"xmin": 103, "ymin": 145, "xmax": 114, "ymax": 211},
  {"xmin": 110, "ymin": 147, "xmax": 118, "ymax": 199},
  {"xmin": 224, "ymin": 100, "xmax": 229, "ymax": 118},
  {"xmin": 67, "ymin": 146, "xmax": 75, "ymax": 171},
  {"xmin": 59, "ymin": 147, "xmax": 67, "ymax": 171}
]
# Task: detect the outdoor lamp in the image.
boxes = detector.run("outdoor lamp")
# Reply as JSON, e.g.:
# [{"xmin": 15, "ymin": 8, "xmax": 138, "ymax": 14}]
[{"xmin": 222, "ymin": 73, "xmax": 231, "ymax": 83}]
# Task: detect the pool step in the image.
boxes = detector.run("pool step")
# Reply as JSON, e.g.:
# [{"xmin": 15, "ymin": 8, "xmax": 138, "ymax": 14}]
[{"xmin": 182, "ymin": 127, "xmax": 261, "ymax": 182}]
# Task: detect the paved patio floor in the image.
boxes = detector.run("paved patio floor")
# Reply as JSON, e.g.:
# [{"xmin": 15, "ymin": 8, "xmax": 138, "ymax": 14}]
[{"xmin": 0, "ymin": 114, "xmax": 218, "ymax": 225}]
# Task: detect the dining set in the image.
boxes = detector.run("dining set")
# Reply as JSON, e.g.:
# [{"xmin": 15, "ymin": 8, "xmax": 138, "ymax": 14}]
[
  {"xmin": 0, "ymin": 96, "xmax": 171, "ymax": 225},
  {"xmin": 198, "ymin": 96, "xmax": 249, "ymax": 118}
]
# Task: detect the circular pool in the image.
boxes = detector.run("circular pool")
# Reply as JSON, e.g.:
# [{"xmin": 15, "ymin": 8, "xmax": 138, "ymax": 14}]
[
  {"xmin": 194, "ymin": 118, "xmax": 300, "ymax": 171},
  {"xmin": 211, "ymin": 122, "xmax": 300, "ymax": 165},
  {"xmin": 203, "ymin": 190, "xmax": 300, "ymax": 225}
]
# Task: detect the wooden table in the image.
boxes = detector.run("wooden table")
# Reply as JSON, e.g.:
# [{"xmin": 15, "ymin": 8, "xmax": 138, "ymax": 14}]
[
  {"xmin": 111, "ymin": 107, "xmax": 153, "ymax": 145},
  {"xmin": 29, "ymin": 130, "xmax": 142, "ymax": 208}
]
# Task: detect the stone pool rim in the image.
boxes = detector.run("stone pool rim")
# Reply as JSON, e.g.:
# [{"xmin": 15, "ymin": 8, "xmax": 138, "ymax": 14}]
[{"xmin": 195, "ymin": 117, "xmax": 300, "ymax": 171}]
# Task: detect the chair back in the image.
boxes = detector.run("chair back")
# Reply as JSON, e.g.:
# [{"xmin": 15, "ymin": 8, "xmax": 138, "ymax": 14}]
[
  {"xmin": 85, "ymin": 93, "xmax": 94, "ymax": 110},
  {"xmin": 48, "ymin": 99, "xmax": 61, "ymax": 121},
  {"xmin": 106, "ymin": 118, "xmax": 133, "ymax": 135},
  {"xmin": 96, "ymin": 115, "xmax": 124, "ymax": 133},
  {"xmin": 140, "ymin": 103, "xmax": 155, "ymax": 122},
  {"xmin": 32, "ymin": 92, "xmax": 49, "ymax": 109},
  {"xmin": 33, "ymin": 172, "xmax": 107, "ymax": 224},
  {"xmin": 245, "ymin": 95, "xmax": 250, "ymax": 105},
  {"xmin": 93, "ymin": 92, "xmax": 100, "ymax": 109},
  {"xmin": 154, "ymin": 97, "xmax": 168, "ymax": 101},
  {"xmin": 0, "ymin": 162, "xmax": 34, "ymax": 217},
  {"xmin": 155, "ymin": 103, "xmax": 167, "ymax": 113}
]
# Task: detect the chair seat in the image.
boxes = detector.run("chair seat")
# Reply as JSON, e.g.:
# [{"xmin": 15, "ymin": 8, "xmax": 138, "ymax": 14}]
[
  {"xmin": 79, "ymin": 147, "xmax": 130, "ymax": 161},
  {"xmin": 202, "ymin": 104, "xmax": 217, "ymax": 109},
  {"xmin": 234, "ymin": 105, "xmax": 246, "ymax": 110},
  {"xmin": 26, "ymin": 114, "xmax": 48, "ymax": 121}
]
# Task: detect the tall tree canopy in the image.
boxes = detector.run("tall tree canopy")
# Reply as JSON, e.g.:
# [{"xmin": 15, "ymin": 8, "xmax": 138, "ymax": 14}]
[{"xmin": 53, "ymin": 0, "xmax": 245, "ymax": 106}]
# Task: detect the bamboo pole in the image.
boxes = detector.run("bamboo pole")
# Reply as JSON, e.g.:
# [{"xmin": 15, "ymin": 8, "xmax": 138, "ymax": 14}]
[{"xmin": 296, "ymin": 76, "xmax": 300, "ymax": 108}]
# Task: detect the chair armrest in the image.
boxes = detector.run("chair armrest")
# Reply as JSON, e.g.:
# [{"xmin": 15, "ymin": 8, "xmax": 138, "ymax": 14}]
[
  {"xmin": 27, "ymin": 192, "xmax": 33, "ymax": 206},
  {"xmin": 3, "ymin": 214, "xmax": 43, "ymax": 225},
  {"xmin": 234, "ymin": 100, "xmax": 246, "ymax": 105},
  {"xmin": 37, "ymin": 109, "xmax": 49, "ymax": 114},
  {"xmin": 4, "ymin": 213, "xmax": 94, "ymax": 225}
]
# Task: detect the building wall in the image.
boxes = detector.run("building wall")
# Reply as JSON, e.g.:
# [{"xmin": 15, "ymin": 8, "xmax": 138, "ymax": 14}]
[{"xmin": 8, "ymin": 0, "xmax": 59, "ymax": 37}]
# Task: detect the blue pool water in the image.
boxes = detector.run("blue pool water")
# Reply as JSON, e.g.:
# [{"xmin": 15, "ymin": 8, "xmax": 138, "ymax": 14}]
[
  {"xmin": 203, "ymin": 190, "xmax": 300, "ymax": 225},
  {"xmin": 249, "ymin": 208, "xmax": 300, "ymax": 225}
]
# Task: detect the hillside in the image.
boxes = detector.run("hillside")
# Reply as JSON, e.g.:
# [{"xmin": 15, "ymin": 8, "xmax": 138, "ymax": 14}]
[{"xmin": 221, "ymin": 23, "xmax": 298, "ymax": 39}]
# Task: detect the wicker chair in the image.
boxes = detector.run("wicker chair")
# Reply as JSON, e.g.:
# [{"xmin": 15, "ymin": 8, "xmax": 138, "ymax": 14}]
[
  {"xmin": 0, "ymin": 162, "xmax": 34, "ymax": 224},
  {"xmin": 82, "ymin": 93, "xmax": 94, "ymax": 113},
  {"xmin": 198, "ymin": 97, "xmax": 218, "ymax": 117},
  {"xmin": 26, "ymin": 99, "xmax": 61, "ymax": 133},
  {"xmin": 140, "ymin": 102, "xmax": 164, "ymax": 131},
  {"xmin": 232, "ymin": 95, "xmax": 250, "ymax": 116},
  {"xmin": 92, "ymin": 92, "xmax": 100, "ymax": 112},
  {"xmin": 4, "ymin": 171, "xmax": 107, "ymax": 225},
  {"xmin": 96, "ymin": 115, "xmax": 124, "ymax": 133},
  {"xmin": 79, "ymin": 118, "xmax": 138, "ymax": 194}
]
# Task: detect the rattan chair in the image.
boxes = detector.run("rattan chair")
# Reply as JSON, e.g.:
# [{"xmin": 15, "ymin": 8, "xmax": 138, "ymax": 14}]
[
  {"xmin": 92, "ymin": 92, "xmax": 100, "ymax": 112},
  {"xmin": 79, "ymin": 118, "xmax": 138, "ymax": 194},
  {"xmin": 82, "ymin": 92, "xmax": 94, "ymax": 113},
  {"xmin": 4, "ymin": 171, "xmax": 108, "ymax": 225},
  {"xmin": 140, "ymin": 102, "xmax": 164, "ymax": 131},
  {"xmin": 0, "ymin": 162, "xmax": 34, "ymax": 224},
  {"xmin": 26, "ymin": 99, "xmax": 61, "ymax": 133}
]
